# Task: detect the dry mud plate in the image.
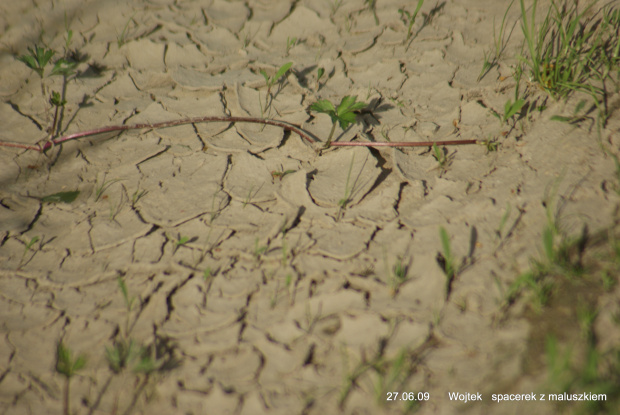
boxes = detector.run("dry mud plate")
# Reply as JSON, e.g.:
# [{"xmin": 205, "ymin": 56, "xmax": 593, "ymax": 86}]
[{"xmin": 1, "ymin": 0, "xmax": 620, "ymax": 414}]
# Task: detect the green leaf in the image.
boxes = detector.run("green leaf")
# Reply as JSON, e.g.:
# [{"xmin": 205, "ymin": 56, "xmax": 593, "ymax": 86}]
[
  {"xmin": 17, "ymin": 54, "xmax": 37, "ymax": 70},
  {"xmin": 337, "ymin": 95, "xmax": 366, "ymax": 116},
  {"xmin": 337, "ymin": 111, "xmax": 357, "ymax": 130},
  {"xmin": 310, "ymin": 99, "xmax": 336, "ymax": 114},
  {"xmin": 51, "ymin": 58, "xmax": 77, "ymax": 76},
  {"xmin": 274, "ymin": 62, "xmax": 293, "ymax": 82},
  {"xmin": 260, "ymin": 69, "xmax": 269, "ymax": 83},
  {"xmin": 40, "ymin": 190, "xmax": 80, "ymax": 203},
  {"xmin": 317, "ymin": 67, "xmax": 325, "ymax": 81}
]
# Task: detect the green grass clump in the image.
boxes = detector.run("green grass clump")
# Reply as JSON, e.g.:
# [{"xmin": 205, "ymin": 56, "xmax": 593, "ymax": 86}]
[{"xmin": 518, "ymin": 0, "xmax": 620, "ymax": 126}]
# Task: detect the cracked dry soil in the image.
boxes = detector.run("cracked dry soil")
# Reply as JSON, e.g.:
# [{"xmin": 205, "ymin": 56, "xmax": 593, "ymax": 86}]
[{"xmin": 1, "ymin": 0, "xmax": 620, "ymax": 414}]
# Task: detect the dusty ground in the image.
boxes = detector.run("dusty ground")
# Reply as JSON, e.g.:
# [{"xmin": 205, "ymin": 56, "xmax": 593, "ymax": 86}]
[{"xmin": 1, "ymin": 0, "xmax": 620, "ymax": 414}]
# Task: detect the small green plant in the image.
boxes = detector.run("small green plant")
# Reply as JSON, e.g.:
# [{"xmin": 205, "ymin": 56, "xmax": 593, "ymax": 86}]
[
  {"xmin": 330, "ymin": 0, "xmax": 344, "ymax": 16},
  {"xmin": 19, "ymin": 235, "xmax": 40, "ymax": 267},
  {"xmin": 117, "ymin": 15, "xmax": 136, "ymax": 48},
  {"xmin": 260, "ymin": 62, "xmax": 293, "ymax": 118},
  {"xmin": 496, "ymin": 202, "xmax": 512, "ymax": 240},
  {"xmin": 55, "ymin": 341, "xmax": 87, "ymax": 415},
  {"xmin": 490, "ymin": 97, "xmax": 526, "ymax": 125},
  {"xmin": 310, "ymin": 95, "xmax": 367, "ymax": 147},
  {"xmin": 253, "ymin": 237, "xmax": 268, "ymax": 260},
  {"xmin": 176, "ymin": 235, "xmax": 190, "ymax": 247},
  {"xmin": 337, "ymin": 154, "xmax": 356, "ymax": 220},
  {"xmin": 431, "ymin": 143, "xmax": 449, "ymax": 171},
  {"xmin": 398, "ymin": 0, "xmax": 425, "ymax": 44},
  {"xmin": 131, "ymin": 188, "xmax": 148, "ymax": 208},
  {"xmin": 365, "ymin": 0, "xmax": 380, "ymax": 25},
  {"xmin": 478, "ymin": 0, "xmax": 516, "ymax": 81},
  {"xmin": 389, "ymin": 256, "xmax": 410, "ymax": 295},
  {"xmin": 270, "ymin": 166, "xmax": 296, "ymax": 182},
  {"xmin": 316, "ymin": 67, "xmax": 325, "ymax": 90},
  {"xmin": 285, "ymin": 36, "xmax": 297, "ymax": 55},
  {"xmin": 17, "ymin": 44, "xmax": 77, "ymax": 145},
  {"xmin": 438, "ymin": 226, "xmax": 458, "ymax": 299}
]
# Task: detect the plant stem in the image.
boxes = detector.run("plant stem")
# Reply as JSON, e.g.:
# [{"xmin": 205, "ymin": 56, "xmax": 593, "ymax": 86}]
[
  {"xmin": 63, "ymin": 377, "xmax": 70, "ymax": 415},
  {"xmin": 0, "ymin": 115, "xmax": 479, "ymax": 151},
  {"xmin": 326, "ymin": 122, "xmax": 337, "ymax": 147}
]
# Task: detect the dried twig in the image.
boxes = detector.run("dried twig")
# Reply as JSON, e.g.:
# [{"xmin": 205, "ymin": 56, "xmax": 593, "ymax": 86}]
[{"xmin": 0, "ymin": 116, "xmax": 478, "ymax": 152}]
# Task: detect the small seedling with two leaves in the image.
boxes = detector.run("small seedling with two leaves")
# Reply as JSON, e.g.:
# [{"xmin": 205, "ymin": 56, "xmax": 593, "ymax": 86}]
[
  {"xmin": 310, "ymin": 95, "xmax": 367, "ymax": 147},
  {"xmin": 260, "ymin": 62, "xmax": 293, "ymax": 117}
]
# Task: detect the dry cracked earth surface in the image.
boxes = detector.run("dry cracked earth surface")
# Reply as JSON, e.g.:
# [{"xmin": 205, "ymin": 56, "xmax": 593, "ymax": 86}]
[{"xmin": 1, "ymin": 0, "xmax": 620, "ymax": 414}]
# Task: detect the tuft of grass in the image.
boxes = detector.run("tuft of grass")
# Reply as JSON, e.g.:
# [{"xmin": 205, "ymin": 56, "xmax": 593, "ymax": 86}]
[
  {"xmin": 518, "ymin": 0, "xmax": 620, "ymax": 127},
  {"xmin": 56, "ymin": 341, "xmax": 87, "ymax": 415},
  {"xmin": 310, "ymin": 96, "xmax": 367, "ymax": 147}
]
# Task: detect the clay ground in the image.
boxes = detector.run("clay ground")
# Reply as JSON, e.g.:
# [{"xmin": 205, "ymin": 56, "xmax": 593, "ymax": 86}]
[{"xmin": 1, "ymin": 0, "xmax": 620, "ymax": 414}]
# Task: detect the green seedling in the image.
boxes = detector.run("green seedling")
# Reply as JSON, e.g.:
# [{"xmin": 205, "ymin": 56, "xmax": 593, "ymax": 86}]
[
  {"xmin": 117, "ymin": 15, "xmax": 136, "ymax": 48},
  {"xmin": 117, "ymin": 275, "xmax": 137, "ymax": 339},
  {"xmin": 481, "ymin": 137, "xmax": 500, "ymax": 152},
  {"xmin": 253, "ymin": 237, "xmax": 268, "ymax": 260},
  {"xmin": 478, "ymin": 0, "xmax": 515, "ymax": 81},
  {"xmin": 432, "ymin": 143, "xmax": 449, "ymax": 171},
  {"xmin": 260, "ymin": 62, "xmax": 292, "ymax": 117},
  {"xmin": 438, "ymin": 226, "xmax": 457, "ymax": 299},
  {"xmin": 316, "ymin": 67, "xmax": 325, "ymax": 90},
  {"xmin": 55, "ymin": 341, "xmax": 87, "ymax": 415},
  {"xmin": 398, "ymin": 0, "xmax": 425, "ymax": 43},
  {"xmin": 63, "ymin": 14, "xmax": 73, "ymax": 52},
  {"xmin": 389, "ymin": 256, "xmax": 410, "ymax": 295},
  {"xmin": 337, "ymin": 154, "xmax": 356, "ymax": 220},
  {"xmin": 176, "ymin": 235, "xmax": 190, "ymax": 247},
  {"xmin": 105, "ymin": 338, "xmax": 138, "ymax": 373},
  {"xmin": 365, "ymin": 0, "xmax": 380, "ymax": 25},
  {"xmin": 49, "ymin": 91, "xmax": 66, "ymax": 138},
  {"xmin": 330, "ymin": 0, "xmax": 344, "ymax": 16},
  {"xmin": 310, "ymin": 95, "xmax": 367, "ymax": 147},
  {"xmin": 270, "ymin": 167, "xmax": 296, "ymax": 182},
  {"xmin": 285, "ymin": 37, "xmax": 297, "ymax": 55},
  {"xmin": 131, "ymin": 188, "xmax": 148, "ymax": 208},
  {"xmin": 491, "ymin": 98, "xmax": 526, "ymax": 125},
  {"xmin": 20, "ymin": 235, "xmax": 40, "ymax": 264},
  {"xmin": 497, "ymin": 202, "xmax": 512, "ymax": 240}
]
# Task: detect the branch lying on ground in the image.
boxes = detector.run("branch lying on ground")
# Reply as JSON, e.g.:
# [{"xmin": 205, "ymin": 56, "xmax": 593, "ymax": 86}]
[{"xmin": 0, "ymin": 115, "xmax": 478, "ymax": 152}]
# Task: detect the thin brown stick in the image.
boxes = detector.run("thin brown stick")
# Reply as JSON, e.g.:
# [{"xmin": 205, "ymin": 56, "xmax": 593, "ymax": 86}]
[{"xmin": 0, "ymin": 116, "xmax": 478, "ymax": 152}]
